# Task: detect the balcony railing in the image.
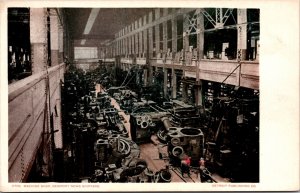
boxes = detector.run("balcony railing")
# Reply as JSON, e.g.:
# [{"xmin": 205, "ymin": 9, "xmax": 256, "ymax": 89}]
[{"xmin": 8, "ymin": 63, "xmax": 65, "ymax": 182}]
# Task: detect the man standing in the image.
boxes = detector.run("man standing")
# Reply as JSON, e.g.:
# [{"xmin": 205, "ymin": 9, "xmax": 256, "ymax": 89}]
[
  {"xmin": 180, "ymin": 155, "xmax": 191, "ymax": 177},
  {"xmin": 199, "ymin": 157, "xmax": 206, "ymax": 182}
]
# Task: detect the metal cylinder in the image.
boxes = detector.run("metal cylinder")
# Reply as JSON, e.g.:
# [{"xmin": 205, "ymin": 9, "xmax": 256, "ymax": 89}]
[{"xmin": 161, "ymin": 117, "xmax": 172, "ymax": 131}]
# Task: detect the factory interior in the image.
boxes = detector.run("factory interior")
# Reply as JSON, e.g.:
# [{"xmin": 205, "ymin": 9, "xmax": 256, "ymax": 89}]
[{"xmin": 7, "ymin": 8, "xmax": 260, "ymax": 183}]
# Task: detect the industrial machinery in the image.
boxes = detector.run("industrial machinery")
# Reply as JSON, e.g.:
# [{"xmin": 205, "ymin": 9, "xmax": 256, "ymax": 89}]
[
  {"xmin": 61, "ymin": 67, "xmax": 172, "ymax": 183},
  {"xmin": 203, "ymin": 86, "xmax": 259, "ymax": 182},
  {"xmin": 61, "ymin": 66, "xmax": 258, "ymax": 183}
]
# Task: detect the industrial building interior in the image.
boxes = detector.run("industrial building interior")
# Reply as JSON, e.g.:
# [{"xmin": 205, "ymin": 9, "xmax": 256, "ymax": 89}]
[{"xmin": 8, "ymin": 8, "xmax": 259, "ymax": 183}]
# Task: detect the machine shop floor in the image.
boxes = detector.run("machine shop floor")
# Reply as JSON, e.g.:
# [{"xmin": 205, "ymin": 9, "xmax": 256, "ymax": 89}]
[{"xmin": 110, "ymin": 92, "xmax": 226, "ymax": 183}]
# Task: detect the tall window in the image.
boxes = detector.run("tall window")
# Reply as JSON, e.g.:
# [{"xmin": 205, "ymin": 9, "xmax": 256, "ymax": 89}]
[{"xmin": 74, "ymin": 47, "xmax": 98, "ymax": 59}]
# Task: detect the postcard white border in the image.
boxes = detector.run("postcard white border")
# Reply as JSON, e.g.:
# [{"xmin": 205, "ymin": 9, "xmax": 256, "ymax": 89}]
[{"xmin": 0, "ymin": 0, "xmax": 299, "ymax": 191}]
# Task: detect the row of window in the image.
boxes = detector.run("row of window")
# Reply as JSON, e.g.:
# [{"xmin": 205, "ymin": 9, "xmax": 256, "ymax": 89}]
[{"xmin": 110, "ymin": 8, "xmax": 259, "ymax": 60}]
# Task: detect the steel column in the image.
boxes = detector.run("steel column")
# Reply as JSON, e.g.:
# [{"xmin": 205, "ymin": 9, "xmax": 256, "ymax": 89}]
[
  {"xmin": 171, "ymin": 14, "xmax": 178, "ymax": 54},
  {"xmin": 30, "ymin": 8, "xmax": 48, "ymax": 73},
  {"xmin": 155, "ymin": 8, "xmax": 160, "ymax": 57},
  {"xmin": 171, "ymin": 68, "xmax": 177, "ymax": 99},
  {"xmin": 237, "ymin": 9, "xmax": 247, "ymax": 61},
  {"xmin": 50, "ymin": 8, "xmax": 59, "ymax": 66}
]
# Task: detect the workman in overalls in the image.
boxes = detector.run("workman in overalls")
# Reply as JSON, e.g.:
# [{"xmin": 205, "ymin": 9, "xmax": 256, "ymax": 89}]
[
  {"xmin": 199, "ymin": 157, "xmax": 205, "ymax": 181},
  {"xmin": 180, "ymin": 155, "xmax": 191, "ymax": 177}
]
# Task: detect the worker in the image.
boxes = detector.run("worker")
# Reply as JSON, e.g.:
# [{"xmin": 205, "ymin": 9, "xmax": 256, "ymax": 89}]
[
  {"xmin": 199, "ymin": 157, "xmax": 206, "ymax": 182},
  {"xmin": 180, "ymin": 155, "xmax": 191, "ymax": 177},
  {"xmin": 199, "ymin": 157, "xmax": 205, "ymax": 170}
]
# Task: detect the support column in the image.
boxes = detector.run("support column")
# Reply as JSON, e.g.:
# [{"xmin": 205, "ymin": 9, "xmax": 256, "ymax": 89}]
[
  {"xmin": 122, "ymin": 29, "xmax": 125, "ymax": 56},
  {"xmin": 162, "ymin": 10, "xmax": 168, "ymax": 98},
  {"xmin": 131, "ymin": 23, "xmax": 135, "ymax": 56},
  {"xmin": 195, "ymin": 8, "xmax": 205, "ymax": 106},
  {"xmin": 131, "ymin": 34, "xmax": 135, "ymax": 56},
  {"xmin": 139, "ymin": 18, "xmax": 143, "ymax": 57},
  {"xmin": 118, "ymin": 32, "xmax": 122, "ymax": 56},
  {"xmin": 182, "ymin": 82, "xmax": 188, "ymax": 102},
  {"xmin": 163, "ymin": 68, "xmax": 168, "ymax": 98},
  {"xmin": 143, "ymin": 69, "xmax": 148, "ymax": 86},
  {"xmin": 125, "ymin": 38, "xmax": 127, "ymax": 57},
  {"xmin": 30, "ymin": 8, "xmax": 48, "ymax": 74},
  {"xmin": 117, "ymin": 32, "xmax": 120, "ymax": 56},
  {"xmin": 182, "ymin": 13, "xmax": 189, "ymax": 75},
  {"xmin": 120, "ymin": 34, "xmax": 123, "ymax": 56},
  {"xmin": 129, "ymin": 35, "xmax": 132, "ymax": 55},
  {"xmin": 58, "ymin": 23, "xmax": 63, "ymax": 64},
  {"xmin": 162, "ymin": 9, "xmax": 168, "ymax": 54},
  {"xmin": 50, "ymin": 9, "xmax": 59, "ymax": 66},
  {"xmin": 135, "ymin": 21, "xmax": 139, "ymax": 56},
  {"xmin": 149, "ymin": 66, "xmax": 153, "ymax": 85},
  {"xmin": 171, "ymin": 68, "xmax": 177, "ymax": 99},
  {"xmin": 135, "ymin": 33, "xmax": 138, "ymax": 56},
  {"xmin": 125, "ymin": 27, "xmax": 128, "ymax": 56},
  {"xmin": 123, "ymin": 38, "xmax": 125, "ymax": 56},
  {"xmin": 171, "ymin": 15, "xmax": 178, "ymax": 55},
  {"xmin": 136, "ymin": 68, "xmax": 140, "ymax": 85},
  {"xmin": 163, "ymin": 21, "xmax": 167, "ymax": 54},
  {"xmin": 194, "ymin": 82, "xmax": 202, "ymax": 106},
  {"xmin": 120, "ymin": 37, "xmax": 123, "ymax": 56},
  {"xmin": 143, "ymin": 29, "xmax": 148, "ymax": 57},
  {"xmin": 183, "ymin": 13, "xmax": 190, "ymax": 52},
  {"xmin": 148, "ymin": 12, "xmax": 153, "ymax": 85},
  {"xmin": 119, "ymin": 39, "xmax": 121, "ymax": 56},
  {"xmin": 111, "ymin": 43, "xmax": 113, "ymax": 58},
  {"xmin": 70, "ymin": 40, "xmax": 74, "ymax": 61},
  {"xmin": 66, "ymin": 35, "xmax": 70, "ymax": 60},
  {"xmin": 155, "ymin": 8, "xmax": 160, "ymax": 57},
  {"xmin": 237, "ymin": 9, "xmax": 247, "ymax": 61},
  {"xmin": 143, "ymin": 15, "xmax": 148, "ymax": 58},
  {"xmin": 148, "ymin": 12, "xmax": 153, "ymax": 58},
  {"xmin": 116, "ymin": 40, "xmax": 119, "ymax": 56},
  {"xmin": 197, "ymin": 8, "xmax": 204, "ymax": 61},
  {"xmin": 119, "ymin": 30, "xmax": 122, "ymax": 56},
  {"xmin": 118, "ymin": 40, "xmax": 120, "ymax": 57},
  {"xmin": 120, "ymin": 39, "xmax": 122, "ymax": 56}
]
